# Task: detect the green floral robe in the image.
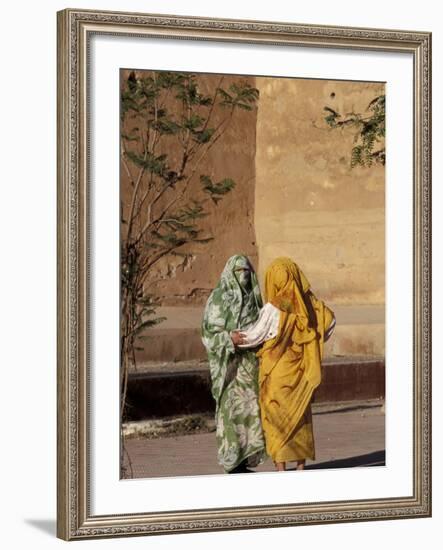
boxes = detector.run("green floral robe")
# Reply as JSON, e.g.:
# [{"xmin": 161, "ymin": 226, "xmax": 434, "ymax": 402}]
[{"xmin": 201, "ymin": 255, "xmax": 267, "ymax": 472}]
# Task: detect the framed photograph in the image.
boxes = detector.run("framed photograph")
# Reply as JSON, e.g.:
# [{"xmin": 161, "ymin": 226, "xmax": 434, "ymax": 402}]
[{"xmin": 57, "ymin": 8, "xmax": 431, "ymax": 540}]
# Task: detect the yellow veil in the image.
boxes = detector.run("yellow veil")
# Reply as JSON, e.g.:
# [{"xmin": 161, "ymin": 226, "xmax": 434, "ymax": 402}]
[{"xmin": 257, "ymin": 257, "xmax": 335, "ymax": 460}]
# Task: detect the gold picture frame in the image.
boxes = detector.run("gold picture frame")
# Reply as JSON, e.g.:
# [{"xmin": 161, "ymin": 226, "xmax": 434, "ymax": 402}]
[{"xmin": 57, "ymin": 7, "xmax": 431, "ymax": 540}]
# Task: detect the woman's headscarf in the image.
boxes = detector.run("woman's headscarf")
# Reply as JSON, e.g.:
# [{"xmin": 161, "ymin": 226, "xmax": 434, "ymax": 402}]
[
  {"xmin": 201, "ymin": 255, "xmax": 262, "ymax": 405},
  {"xmin": 265, "ymin": 256, "xmax": 311, "ymax": 314}
]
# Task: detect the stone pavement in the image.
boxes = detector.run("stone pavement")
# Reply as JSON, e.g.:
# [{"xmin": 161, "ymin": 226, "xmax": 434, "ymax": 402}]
[{"xmin": 122, "ymin": 400, "xmax": 385, "ymax": 479}]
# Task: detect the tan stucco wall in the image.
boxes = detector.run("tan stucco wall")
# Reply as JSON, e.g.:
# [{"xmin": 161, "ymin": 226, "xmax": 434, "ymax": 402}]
[
  {"xmin": 254, "ymin": 77, "xmax": 385, "ymax": 305},
  {"xmin": 121, "ymin": 71, "xmax": 385, "ymax": 310}
]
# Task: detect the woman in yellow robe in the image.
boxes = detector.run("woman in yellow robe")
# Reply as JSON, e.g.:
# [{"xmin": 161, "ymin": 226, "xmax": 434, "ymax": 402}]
[{"xmin": 234, "ymin": 257, "xmax": 335, "ymax": 471}]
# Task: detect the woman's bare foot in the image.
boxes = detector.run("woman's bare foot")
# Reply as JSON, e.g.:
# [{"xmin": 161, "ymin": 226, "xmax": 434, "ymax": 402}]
[
  {"xmin": 275, "ymin": 461, "xmax": 286, "ymax": 471},
  {"xmin": 295, "ymin": 460, "xmax": 305, "ymax": 470}
]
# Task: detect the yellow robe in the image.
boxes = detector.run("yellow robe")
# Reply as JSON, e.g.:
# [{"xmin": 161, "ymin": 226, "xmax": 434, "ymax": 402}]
[{"xmin": 256, "ymin": 257, "xmax": 335, "ymax": 463}]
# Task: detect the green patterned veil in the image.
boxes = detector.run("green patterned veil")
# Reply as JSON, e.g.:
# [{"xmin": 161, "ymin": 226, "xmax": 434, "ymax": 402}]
[{"xmin": 201, "ymin": 255, "xmax": 266, "ymax": 472}]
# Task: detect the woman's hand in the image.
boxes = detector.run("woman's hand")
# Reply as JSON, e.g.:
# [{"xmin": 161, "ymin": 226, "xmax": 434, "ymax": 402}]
[{"xmin": 231, "ymin": 331, "xmax": 247, "ymax": 346}]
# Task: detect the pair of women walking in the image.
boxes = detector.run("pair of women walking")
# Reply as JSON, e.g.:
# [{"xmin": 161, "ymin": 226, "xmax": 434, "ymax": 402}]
[{"xmin": 201, "ymin": 255, "xmax": 335, "ymax": 474}]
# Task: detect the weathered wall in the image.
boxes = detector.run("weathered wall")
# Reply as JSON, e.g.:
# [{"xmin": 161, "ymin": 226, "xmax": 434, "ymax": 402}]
[
  {"xmin": 120, "ymin": 70, "xmax": 258, "ymax": 306},
  {"xmin": 121, "ymin": 71, "xmax": 385, "ymax": 310},
  {"xmin": 254, "ymin": 77, "xmax": 385, "ymax": 305}
]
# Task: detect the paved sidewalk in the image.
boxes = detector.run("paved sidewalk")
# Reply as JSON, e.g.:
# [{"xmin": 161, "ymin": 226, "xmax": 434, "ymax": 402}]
[{"xmin": 122, "ymin": 401, "xmax": 385, "ymax": 479}]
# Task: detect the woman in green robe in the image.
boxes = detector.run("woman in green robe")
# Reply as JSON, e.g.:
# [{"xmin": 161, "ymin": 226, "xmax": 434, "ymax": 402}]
[{"xmin": 201, "ymin": 254, "xmax": 267, "ymax": 474}]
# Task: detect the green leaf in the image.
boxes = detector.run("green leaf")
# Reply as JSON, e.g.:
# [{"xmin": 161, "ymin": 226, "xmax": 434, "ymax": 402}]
[
  {"xmin": 183, "ymin": 114, "xmax": 205, "ymax": 131},
  {"xmin": 121, "ymin": 133, "xmax": 139, "ymax": 142},
  {"xmin": 201, "ymin": 175, "xmax": 236, "ymax": 203},
  {"xmin": 351, "ymin": 145, "xmax": 363, "ymax": 167},
  {"xmin": 192, "ymin": 128, "xmax": 215, "ymax": 143},
  {"xmin": 151, "ymin": 118, "xmax": 182, "ymax": 135},
  {"xmin": 125, "ymin": 151, "xmax": 168, "ymax": 176}
]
